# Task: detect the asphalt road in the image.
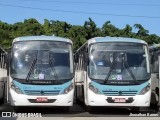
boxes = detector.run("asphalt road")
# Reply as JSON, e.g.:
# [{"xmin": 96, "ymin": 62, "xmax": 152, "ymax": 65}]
[{"xmin": 0, "ymin": 103, "xmax": 159, "ymax": 117}]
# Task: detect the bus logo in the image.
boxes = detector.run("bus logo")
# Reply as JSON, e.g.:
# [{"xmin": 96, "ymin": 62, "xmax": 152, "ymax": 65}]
[
  {"xmin": 40, "ymin": 91, "xmax": 44, "ymax": 95},
  {"xmin": 119, "ymin": 91, "xmax": 122, "ymax": 95}
]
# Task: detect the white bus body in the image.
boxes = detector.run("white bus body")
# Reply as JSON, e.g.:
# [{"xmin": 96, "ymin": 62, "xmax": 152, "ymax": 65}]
[
  {"xmin": 75, "ymin": 37, "xmax": 151, "ymax": 111},
  {"xmin": 8, "ymin": 36, "xmax": 74, "ymax": 108}
]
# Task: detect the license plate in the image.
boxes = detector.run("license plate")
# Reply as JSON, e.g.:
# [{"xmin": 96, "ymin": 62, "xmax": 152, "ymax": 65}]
[
  {"xmin": 114, "ymin": 98, "xmax": 126, "ymax": 103},
  {"xmin": 36, "ymin": 97, "xmax": 48, "ymax": 102}
]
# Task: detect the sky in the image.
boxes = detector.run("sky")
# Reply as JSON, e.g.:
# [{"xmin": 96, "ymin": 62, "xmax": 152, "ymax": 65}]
[{"xmin": 0, "ymin": 0, "xmax": 160, "ymax": 36}]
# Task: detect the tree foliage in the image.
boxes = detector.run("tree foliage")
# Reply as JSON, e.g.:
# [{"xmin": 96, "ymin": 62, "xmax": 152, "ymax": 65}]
[{"xmin": 0, "ymin": 18, "xmax": 159, "ymax": 50}]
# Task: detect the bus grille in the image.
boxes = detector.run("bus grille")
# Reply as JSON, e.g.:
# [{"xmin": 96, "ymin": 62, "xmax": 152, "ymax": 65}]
[
  {"xmin": 102, "ymin": 90, "xmax": 138, "ymax": 96},
  {"xmin": 24, "ymin": 90, "xmax": 61, "ymax": 96}
]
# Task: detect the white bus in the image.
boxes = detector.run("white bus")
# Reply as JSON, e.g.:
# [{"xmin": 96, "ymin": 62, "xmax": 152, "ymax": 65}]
[
  {"xmin": 7, "ymin": 35, "xmax": 74, "ymax": 110},
  {"xmin": 75, "ymin": 37, "xmax": 151, "ymax": 112},
  {"xmin": 149, "ymin": 44, "xmax": 160, "ymax": 110}
]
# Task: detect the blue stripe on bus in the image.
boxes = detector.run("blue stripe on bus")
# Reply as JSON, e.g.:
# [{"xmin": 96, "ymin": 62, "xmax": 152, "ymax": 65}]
[
  {"xmin": 91, "ymin": 81, "xmax": 149, "ymax": 96},
  {"xmin": 13, "ymin": 80, "xmax": 72, "ymax": 95}
]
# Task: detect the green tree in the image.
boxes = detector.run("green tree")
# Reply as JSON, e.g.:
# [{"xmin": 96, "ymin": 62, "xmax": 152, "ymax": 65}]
[
  {"xmin": 22, "ymin": 18, "xmax": 44, "ymax": 35},
  {"xmin": 0, "ymin": 18, "xmax": 160, "ymax": 49},
  {"xmin": 134, "ymin": 24, "xmax": 149, "ymax": 37},
  {"xmin": 0, "ymin": 21, "xmax": 12, "ymax": 48},
  {"xmin": 43, "ymin": 19, "xmax": 52, "ymax": 35},
  {"xmin": 84, "ymin": 18, "xmax": 102, "ymax": 39},
  {"xmin": 143, "ymin": 34, "xmax": 159, "ymax": 45},
  {"xmin": 102, "ymin": 21, "xmax": 120, "ymax": 37},
  {"xmin": 67, "ymin": 25, "xmax": 87, "ymax": 50},
  {"xmin": 50, "ymin": 20, "xmax": 71, "ymax": 37},
  {"xmin": 121, "ymin": 24, "xmax": 132, "ymax": 37}
]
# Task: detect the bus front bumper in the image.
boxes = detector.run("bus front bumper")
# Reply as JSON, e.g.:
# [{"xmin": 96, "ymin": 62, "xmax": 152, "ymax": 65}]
[
  {"xmin": 9, "ymin": 89, "xmax": 74, "ymax": 106},
  {"xmin": 87, "ymin": 90, "xmax": 151, "ymax": 107}
]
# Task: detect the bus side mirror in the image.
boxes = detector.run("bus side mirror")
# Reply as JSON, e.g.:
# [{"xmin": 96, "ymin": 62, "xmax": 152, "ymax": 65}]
[{"xmin": 74, "ymin": 54, "xmax": 79, "ymax": 63}]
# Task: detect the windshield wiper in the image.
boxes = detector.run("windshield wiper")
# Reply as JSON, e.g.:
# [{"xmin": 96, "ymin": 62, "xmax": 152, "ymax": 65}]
[
  {"xmin": 49, "ymin": 52, "xmax": 59, "ymax": 83},
  {"xmin": 26, "ymin": 50, "xmax": 38, "ymax": 82},
  {"xmin": 26, "ymin": 58, "xmax": 37, "ymax": 82},
  {"xmin": 104, "ymin": 58, "xmax": 116, "ymax": 84},
  {"xmin": 104, "ymin": 53, "xmax": 137, "ymax": 84},
  {"xmin": 123, "ymin": 60, "xmax": 137, "ymax": 82}
]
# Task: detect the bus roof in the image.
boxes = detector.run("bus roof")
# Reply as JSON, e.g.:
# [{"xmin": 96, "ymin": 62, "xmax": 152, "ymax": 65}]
[
  {"xmin": 88, "ymin": 37, "xmax": 147, "ymax": 45},
  {"xmin": 13, "ymin": 35, "xmax": 73, "ymax": 44}
]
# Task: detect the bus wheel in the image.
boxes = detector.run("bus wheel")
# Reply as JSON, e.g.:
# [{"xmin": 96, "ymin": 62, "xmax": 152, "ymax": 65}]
[{"xmin": 150, "ymin": 103, "xmax": 158, "ymax": 113}]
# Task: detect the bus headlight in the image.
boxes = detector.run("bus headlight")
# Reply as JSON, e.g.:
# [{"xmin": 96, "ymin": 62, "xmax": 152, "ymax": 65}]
[
  {"xmin": 11, "ymin": 82, "xmax": 23, "ymax": 94},
  {"xmin": 139, "ymin": 84, "xmax": 150, "ymax": 95},
  {"xmin": 63, "ymin": 83, "xmax": 74, "ymax": 94},
  {"xmin": 89, "ymin": 83, "xmax": 101, "ymax": 94}
]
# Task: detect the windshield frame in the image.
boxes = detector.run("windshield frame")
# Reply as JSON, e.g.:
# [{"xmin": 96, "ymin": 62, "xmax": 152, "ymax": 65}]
[
  {"xmin": 88, "ymin": 42, "xmax": 151, "ymax": 84},
  {"xmin": 10, "ymin": 40, "xmax": 74, "ymax": 83}
]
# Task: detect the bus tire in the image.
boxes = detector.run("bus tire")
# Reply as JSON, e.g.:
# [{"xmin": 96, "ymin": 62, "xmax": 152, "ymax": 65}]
[
  {"xmin": 150, "ymin": 103, "xmax": 158, "ymax": 112},
  {"xmin": 151, "ymin": 92, "xmax": 157, "ymax": 105}
]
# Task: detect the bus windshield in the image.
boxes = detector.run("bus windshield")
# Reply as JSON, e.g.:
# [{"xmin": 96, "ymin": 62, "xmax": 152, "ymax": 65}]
[
  {"xmin": 88, "ymin": 42, "xmax": 150, "ymax": 83},
  {"xmin": 11, "ymin": 41, "xmax": 74, "ymax": 82}
]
